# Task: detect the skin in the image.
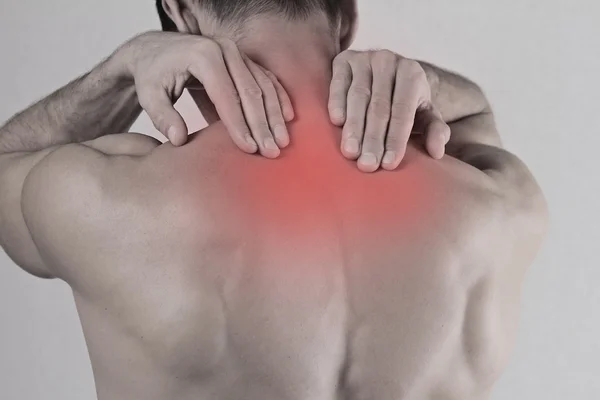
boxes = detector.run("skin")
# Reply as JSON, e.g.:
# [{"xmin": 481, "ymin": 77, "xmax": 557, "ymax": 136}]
[
  {"xmin": 329, "ymin": 50, "xmax": 450, "ymax": 172},
  {"xmin": 0, "ymin": 2, "xmax": 548, "ymax": 400}
]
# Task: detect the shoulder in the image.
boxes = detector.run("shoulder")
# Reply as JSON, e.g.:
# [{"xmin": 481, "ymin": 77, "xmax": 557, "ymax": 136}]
[
  {"xmin": 446, "ymin": 143, "xmax": 549, "ymax": 279},
  {"xmin": 20, "ymin": 135, "xmax": 163, "ymax": 280},
  {"xmin": 446, "ymin": 141, "xmax": 548, "ymax": 224},
  {"xmin": 25, "ymin": 133, "xmax": 161, "ymax": 198}
]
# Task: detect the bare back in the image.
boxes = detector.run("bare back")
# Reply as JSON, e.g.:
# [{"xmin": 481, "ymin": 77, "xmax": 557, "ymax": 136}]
[{"xmin": 25, "ymin": 121, "xmax": 526, "ymax": 400}]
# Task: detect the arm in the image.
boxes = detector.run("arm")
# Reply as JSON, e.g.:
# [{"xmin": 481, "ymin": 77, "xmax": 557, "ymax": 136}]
[
  {"xmin": 420, "ymin": 62, "xmax": 502, "ymax": 148},
  {"xmin": 0, "ymin": 31, "xmax": 297, "ymax": 155},
  {"xmin": 0, "ymin": 54, "xmax": 141, "ymax": 154},
  {"xmin": 0, "ymin": 43, "xmax": 149, "ymax": 278}
]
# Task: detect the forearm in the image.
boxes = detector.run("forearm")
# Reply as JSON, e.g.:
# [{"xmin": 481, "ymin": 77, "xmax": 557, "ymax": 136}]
[{"xmin": 0, "ymin": 50, "xmax": 141, "ymax": 154}]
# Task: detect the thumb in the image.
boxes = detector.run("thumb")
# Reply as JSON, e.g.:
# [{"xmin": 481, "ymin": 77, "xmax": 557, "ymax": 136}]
[
  {"xmin": 415, "ymin": 104, "xmax": 449, "ymax": 160},
  {"xmin": 139, "ymin": 88, "xmax": 188, "ymax": 146}
]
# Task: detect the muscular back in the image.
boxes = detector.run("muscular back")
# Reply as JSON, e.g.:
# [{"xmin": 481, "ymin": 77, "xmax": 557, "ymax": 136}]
[{"xmin": 20, "ymin": 120, "xmax": 540, "ymax": 400}]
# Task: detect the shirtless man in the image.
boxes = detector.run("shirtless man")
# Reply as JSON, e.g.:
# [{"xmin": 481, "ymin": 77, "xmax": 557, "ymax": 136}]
[{"xmin": 0, "ymin": 0, "xmax": 548, "ymax": 399}]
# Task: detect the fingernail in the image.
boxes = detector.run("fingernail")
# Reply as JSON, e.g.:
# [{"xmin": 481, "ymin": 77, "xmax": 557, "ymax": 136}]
[
  {"xmin": 245, "ymin": 135, "xmax": 258, "ymax": 149},
  {"xmin": 275, "ymin": 127, "xmax": 290, "ymax": 147},
  {"xmin": 383, "ymin": 151, "xmax": 396, "ymax": 164},
  {"xmin": 344, "ymin": 138, "xmax": 359, "ymax": 154},
  {"xmin": 167, "ymin": 126, "xmax": 178, "ymax": 139},
  {"xmin": 444, "ymin": 127, "xmax": 451, "ymax": 144},
  {"xmin": 274, "ymin": 126, "xmax": 287, "ymax": 139},
  {"xmin": 359, "ymin": 153, "xmax": 377, "ymax": 166},
  {"xmin": 264, "ymin": 138, "xmax": 279, "ymax": 151},
  {"xmin": 332, "ymin": 108, "xmax": 345, "ymax": 121},
  {"xmin": 284, "ymin": 108, "xmax": 295, "ymax": 122}
]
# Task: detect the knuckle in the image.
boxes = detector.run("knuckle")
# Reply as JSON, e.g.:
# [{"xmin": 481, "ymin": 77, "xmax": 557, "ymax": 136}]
[
  {"xmin": 364, "ymin": 127, "xmax": 386, "ymax": 141},
  {"xmin": 225, "ymin": 89, "xmax": 242, "ymax": 105},
  {"xmin": 391, "ymin": 101, "xmax": 413, "ymax": 116},
  {"xmin": 210, "ymin": 36, "xmax": 230, "ymax": 48},
  {"xmin": 349, "ymin": 57, "xmax": 372, "ymax": 74},
  {"xmin": 331, "ymin": 72, "xmax": 350, "ymax": 85},
  {"xmin": 381, "ymin": 49, "xmax": 397, "ymax": 58},
  {"xmin": 345, "ymin": 118, "xmax": 364, "ymax": 132},
  {"xmin": 242, "ymin": 85, "xmax": 263, "ymax": 99},
  {"xmin": 270, "ymin": 121, "xmax": 285, "ymax": 131},
  {"xmin": 389, "ymin": 112, "xmax": 413, "ymax": 131},
  {"xmin": 345, "ymin": 134, "xmax": 360, "ymax": 143},
  {"xmin": 369, "ymin": 99, "xmax": 392, "ymax": 118},
  {"xmin": 251, "ymin": 121, "xmax": 271, "ymax": 136},
  {"xmin": 266, "ymin": 106, "xmax": 283, "ymax": 119},
  {"xmin": 362, "ymin": 135, "xmax": 385, "ymax": 152},
  {"xmin": 389, "ymin": 113, "xmax": 412, "ymax": 128},
  {"xmin": 332, "ymin": 56, "xmax": 347, "ymax": 69},
  {"xmin": 373, "ymin": 49, "xmax": 397, "ymax": 64},
  {"xmin": 264, "ymin": 70, "xmax": 276, "ymax": 81},
  {"xmin": 349, "ymin": 85, "xmax": 372, "ymax": 99},
  {"xmin": 403, "ymin": 60, "xmax": 425, "ymax": 78},
  {"xmin": 342, "ymin": 49, "xmax": 358, "ymax": 58},
  {"xmin": 384, "ymin": 136, "xmax": 401, "ymax": 150},
  {"xmin": 235, "ymin": 126, "xmax": 252, "ymax": 138},
  {"xmin": 257, "ymin": 76, "xmax": 275, "ymax": 90}
]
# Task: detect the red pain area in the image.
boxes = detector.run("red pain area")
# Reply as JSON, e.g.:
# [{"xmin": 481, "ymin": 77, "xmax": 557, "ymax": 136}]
[{"xmin": 219, "ymin": 123, "xmax": 443, "ymax": 241}]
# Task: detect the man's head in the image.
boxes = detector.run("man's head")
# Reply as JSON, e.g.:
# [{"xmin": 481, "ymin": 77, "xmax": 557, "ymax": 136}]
[{"xmin": 156, "ymin": 0, "xmax": 357, "ymax": 51}]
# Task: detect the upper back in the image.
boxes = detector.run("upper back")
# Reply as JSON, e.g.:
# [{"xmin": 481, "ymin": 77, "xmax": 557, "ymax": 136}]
[
  {"xmin": 133, "ymin": 121, "xmax": 501, "ymax": 283},
  {"xmin": 37, "ymin": 120, "xmax": 503, "ymax": 292}
]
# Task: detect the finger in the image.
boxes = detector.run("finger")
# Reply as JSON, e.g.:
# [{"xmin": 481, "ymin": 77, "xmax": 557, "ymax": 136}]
[
  {"xmin": 329, "ymin": 57, "xmax": 352, "ymax": 125},
  {"xmin": 259, "ymin": 66, "xmax": 295, "ymax": 123},
  {"xmin": 416, "ymin": 105, "xmax": 450, "ymax": 160},
  {"xmin": 217, "ymin": 39, "xmax": 279, "ymax": 159},
  {"xmin": 381, "ymin": 67, "xmax": 427, "ymax": 170},
  {"xmin": 189, "ymin": 45, "xmax": 257, "ymax": 154},
  {"xmin": 250, "ymin": 64, "xmax": 290, "ymax": 148},
  {"xmin": 138, "ymin": 86, "xmax": 188, "ymax": 146},
  {"xmin": 359, "ymin": 52, "xmax": 397, "ymax": 173},
  {"xmin": 341, "ymin": 61, "xmax": 372, "ymax": 160}
]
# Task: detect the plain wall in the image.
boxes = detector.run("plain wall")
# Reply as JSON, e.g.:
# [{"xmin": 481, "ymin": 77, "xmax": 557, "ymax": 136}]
[{"xmin": 0, "ymin": 0, "xmax": 598, "ymax": 399}]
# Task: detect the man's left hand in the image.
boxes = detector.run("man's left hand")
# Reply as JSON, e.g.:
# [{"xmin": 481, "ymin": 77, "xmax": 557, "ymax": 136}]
[{"xmin": 328, "ymin": 50, "xmax": 451, "ymax": 172}]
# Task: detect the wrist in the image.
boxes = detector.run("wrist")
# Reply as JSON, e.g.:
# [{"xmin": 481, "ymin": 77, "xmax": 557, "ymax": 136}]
[{"xmin": 101, "ymin": 42, "xmax": 136, "ymax": 87}]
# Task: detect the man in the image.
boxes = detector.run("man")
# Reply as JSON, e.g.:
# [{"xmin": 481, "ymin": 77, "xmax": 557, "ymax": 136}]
[{"xmin": 0, "ymin": 0, "xmax": 547, "ymax": 399}]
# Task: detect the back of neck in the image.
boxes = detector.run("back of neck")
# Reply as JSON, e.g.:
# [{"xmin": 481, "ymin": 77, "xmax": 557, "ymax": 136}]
[{"xmin": 234, "ymin": 16, "xmax": 339, "ymax": 127}]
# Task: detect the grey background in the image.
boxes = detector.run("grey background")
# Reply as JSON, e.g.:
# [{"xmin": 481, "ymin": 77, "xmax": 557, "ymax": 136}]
[{"xmin": 0, "ymin": 0, "xmax": 598, "ymax": 399}]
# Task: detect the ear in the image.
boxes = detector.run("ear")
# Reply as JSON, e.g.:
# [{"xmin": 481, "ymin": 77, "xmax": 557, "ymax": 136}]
[
  {"xmin": 339, "ymin": 0, "xmax": 358, "ymax": 50},
  {"xmin": 161, "ymin": 0, "xmax": 201, "ymax": 34}
]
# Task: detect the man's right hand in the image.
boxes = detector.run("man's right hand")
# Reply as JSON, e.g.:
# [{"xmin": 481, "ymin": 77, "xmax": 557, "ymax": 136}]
[{"xmin": 117, "ymin": 31, "xmax": 294, "ymax": 157}]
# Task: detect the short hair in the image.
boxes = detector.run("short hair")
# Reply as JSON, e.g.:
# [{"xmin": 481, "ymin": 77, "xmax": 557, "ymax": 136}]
[{"xmin": 156, "ymin": 0, "xmax": 344, "ymax": 32}]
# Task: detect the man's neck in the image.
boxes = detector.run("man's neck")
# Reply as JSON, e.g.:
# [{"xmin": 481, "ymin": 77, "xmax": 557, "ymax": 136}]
[{"xmin": 233, "ymin": 16, "xmax": 339, "ymax": 124}]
